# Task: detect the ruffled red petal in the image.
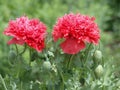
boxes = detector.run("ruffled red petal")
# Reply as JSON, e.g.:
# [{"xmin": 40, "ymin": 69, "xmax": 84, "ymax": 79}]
[
  {"xmin": 7, "ymin": 38, "xmax": 24, "ymax": 45},
  {"xmin": 4, "ymin": 16, "xmax": 47, "ymax": 52},
  {"xmin": 60, "ymin": 38, "xmax": 85, "ymax": 54},
  {"xmin": 52, "ymin": 13, "xmax": 100, "ymax": 54}
]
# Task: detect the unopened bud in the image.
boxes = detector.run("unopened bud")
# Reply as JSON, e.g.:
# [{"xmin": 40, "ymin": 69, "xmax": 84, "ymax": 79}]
[
  {"xmin": 95, "ymin": 65, "xmax": 104, "ymax": 77},
  {"xmin": 94, "ymin": 50, "xmax": 102, "ymax": 60},
  {"xmin": 43, "ymin": 61, "xmax": 52, "ymax": 70}
]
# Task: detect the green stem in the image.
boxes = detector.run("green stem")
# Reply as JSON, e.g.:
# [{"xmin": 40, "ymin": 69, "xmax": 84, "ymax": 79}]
[
  {"xmin": 0, "ymin": 74, "xmax": 8, "ymax": 90},
  {"xmin": 67, "ymin": 55, "xmax": 74, "ymax": 69},
  {"xmin": 16, "ymin": 61, "xmax": 21, "ymax": 78},
  {"xmin": 29, "ymin": 48, "xmax": 32, "ymax": 66},
  {"xmin": 41, "ymin": 83, "xmax": 46, "ymax": 90},
  {"xmin": 19, "ymin": 44, "xmax": 27, "ymax": 55},
  {"xmin": 102, "ymin": 85, "xmax": 105, "ymax": 90},
  {"xmin": 15, "ymin": 44, "xmax": 19, "ymax": 55},
  {"xmin": 57, "ymin": 67, "xmax": 65, "ymax": 90},
  {"xmin": 84, "ymin": 44, "xmax": 92, "ymax": 65},
  {"xmin": 20, "ymin": 81, "xmax": 23, "ymax": 90},
  {"xmin": 59, "ymin": 71, "xmax": 65, "ymax": 90},
  {"xmin": 93, "ymin": 56, "xmax": 98, "ymax": 69},
  {"xmin": 79, "ymin": 44, "xmax": 92, "ymax": 85},
  {"xmin": 48, "ymin": 72, "xmax": 55, "ymax": 90}
]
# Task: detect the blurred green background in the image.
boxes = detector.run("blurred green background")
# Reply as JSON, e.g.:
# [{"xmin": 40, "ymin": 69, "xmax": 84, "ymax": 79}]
[{"xmin": 0, "ymin": 0, "xmax": 120, "ymax": 89}]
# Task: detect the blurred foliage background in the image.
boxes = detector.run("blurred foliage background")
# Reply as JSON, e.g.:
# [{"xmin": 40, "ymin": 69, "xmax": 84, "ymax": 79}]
[{"xmin": 0, "ymin": 0, "xmax": 120, "ymax": 89}]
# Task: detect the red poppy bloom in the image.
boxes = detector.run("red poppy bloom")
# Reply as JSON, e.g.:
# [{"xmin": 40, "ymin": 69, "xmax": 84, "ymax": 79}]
[
  {"xmin": 52, "ymin": 13, "xmax": 100, "ymax": 54},
  {"xmin": 4, "ymin": 16, "xmax": 47, "ymax": 52}
]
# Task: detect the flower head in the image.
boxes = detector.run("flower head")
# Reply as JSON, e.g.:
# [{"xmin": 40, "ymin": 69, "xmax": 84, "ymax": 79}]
[
  {"xmin": 52, "ymin": 13, "xmax": 100, "ymax": 54},
  {"xmin": 4, "ymin": 16, "xmax": 47, "ymax": 52}
]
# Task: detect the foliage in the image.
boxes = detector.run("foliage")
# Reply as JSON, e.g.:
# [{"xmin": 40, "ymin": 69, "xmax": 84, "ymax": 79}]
[{"xmin": 0, "ymin": 0, "xmax": 120, "ymax": 90}]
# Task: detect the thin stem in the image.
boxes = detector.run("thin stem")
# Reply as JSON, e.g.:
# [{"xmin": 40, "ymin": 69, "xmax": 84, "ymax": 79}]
[
  {"xmin": 29, "ymin": 48, "xmax": 32, "ymax": 66},
  {"xmin": 67, "ymin": 55, "xmax": 74, "ymax": 69},
  {"xmin": 16, "ymin": 60, "xmax": 21, "ymax": 78},
  {"xmin": 19, "ymin": 44, "xmax": 27, "ymax": 55},
  {"xmin": 102, "ymin": 85, "xmax": 105, "ymax": 90},
  {"xmin": 15, "ymin": 44, "xmax": 19, "ymax": 55},
  {"xmin": 0, "ymin": 74, "xmax": 8, "ymax": 90},
  {"xmin": 20, "ymin": 81, "xmax": 23, "ymax": 90},
  {"xmin": 93, "ymin": 56, "xmax": 98, "ymax": 69},
  {"xmin": 57, "ymin": 67, "xmax": 65, "ymax": 90},
  {"xmin": 48, "ymin": 72, "xmax": 55, "ymax": 90},
  {"xmin": 84, "ymin": 44, "xmax": 92, "ymax": 65},
  {"xmin": 59, "ymin": 70, "xmax": 65, "ymax": 90}
]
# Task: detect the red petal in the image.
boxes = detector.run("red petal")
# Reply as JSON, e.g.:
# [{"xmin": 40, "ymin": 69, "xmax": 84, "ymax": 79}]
[
  {"xmin": 8, "ymin": 38, "xmax": 24, "ymax": 45},
  {"xmin": 60, "ymin": 38, "xmax": 85, "ymax": 54}
]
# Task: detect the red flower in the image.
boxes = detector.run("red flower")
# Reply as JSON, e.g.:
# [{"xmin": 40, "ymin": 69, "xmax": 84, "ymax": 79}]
[
  {"xmin": 4, "ymin": 16, "xmax": 47, "ymax": 52},
  {"xmin": 52, "ymin": 13, "xmax": 100, "ymax": 54}
]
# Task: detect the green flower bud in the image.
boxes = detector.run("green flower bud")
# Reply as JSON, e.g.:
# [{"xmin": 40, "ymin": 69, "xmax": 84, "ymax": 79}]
[
  {"xmin": 8, "ymin": 50, "xmax": 17, "ymax": 60},
  {"xmin": 95, "ymin": 64, "xmax": 104, "ymax": 77},
  {"xmin": 94, "ymin": 50, "xmax": 102, "ymax": 60},
  {"xmin": 43, "ymin": 61, "xmax": 52, "ymax": 70}
]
